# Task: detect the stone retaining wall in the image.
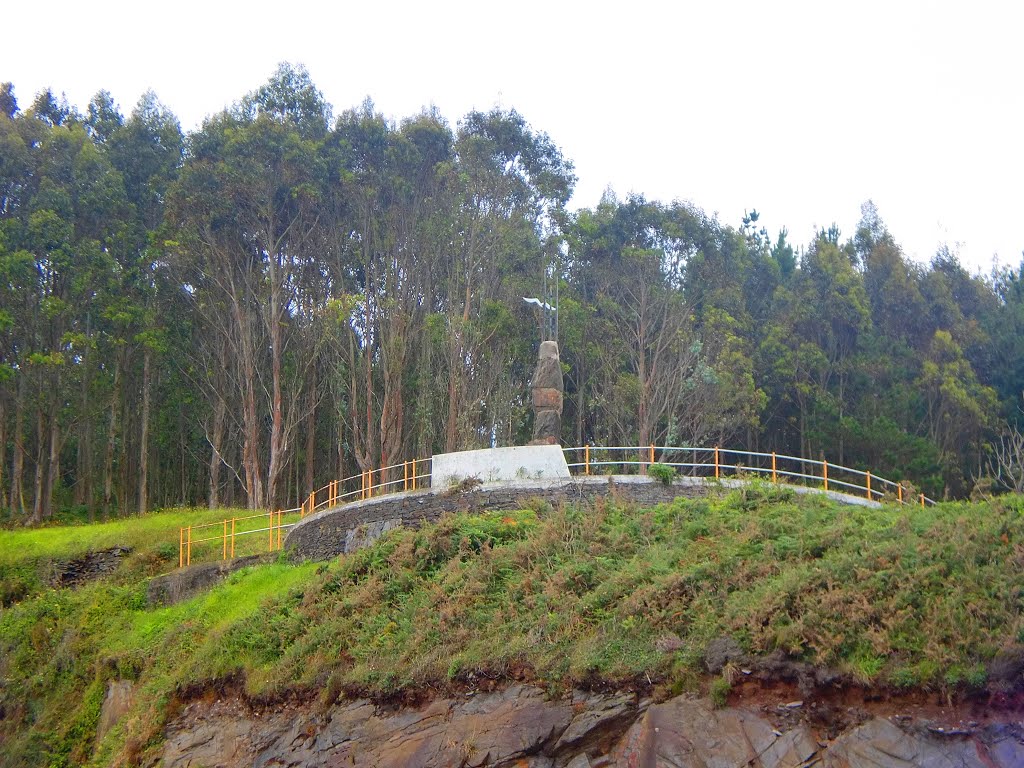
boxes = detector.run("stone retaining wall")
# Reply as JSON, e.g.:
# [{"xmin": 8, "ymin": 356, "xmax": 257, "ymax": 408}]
[
  {"xmin": 286, "ymin": 477, "xmax": 708, "ymax": 562},
  {"xmin": 285, "ymin": 475, "xmax": 881, "ymax": 563}
]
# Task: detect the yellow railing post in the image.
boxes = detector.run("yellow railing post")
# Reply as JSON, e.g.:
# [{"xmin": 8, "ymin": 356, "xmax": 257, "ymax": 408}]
[
  {"xmin": 771, "ymin": 452, "xmax": 777, "ymax": 483},
  {"xmin": 412, "ymin": 459, "xmax": 417, "ymax": 490},
  {"xmin": 585, "ymin": 445, "xmax": 590, "ymax": 475},
  {"xmin": 920, "ymin": 493, "xmax": 925, "ymax": 507},
  {"xmin": 404, "ymin": 461, "xmax": 409, "ymax": 491},
  {"xmin": 231, "ymin": 518, "xmax": 236, "ymax": 558},
  {"xmin": 866, "ymin": 471, "xmax": 872, "ymax": 500},
  {"xmin": 897, "ymin": 484, "xmax": 903, "ymax": 504},
  {"xmin": 268, "ymin": 509, "xmax": 273, "ymax": 552},
  {"xmin": 823, "ymin": 459, "xmax": 829, "ymax": 491},
  {"xmin": 223, "ymin": 520, "xmax": 227, "ymax": 560},
  {"xmin": 277, "ymin": 510, "xmax": 282, "ymax": 550},
  {"xmin": 714, "ymin": 447, "xmax": 720, "ymax": 479},
  {"xmin": 187, "ymin": 525, "xmax": 192, "ymax": 566},
  {"xmin": 179, "ymin": 528, "xmax": 184, "ymax": 568},
  {"xmin": 649, "ymin": 444, "xmax": 655, "ymax": 467}
]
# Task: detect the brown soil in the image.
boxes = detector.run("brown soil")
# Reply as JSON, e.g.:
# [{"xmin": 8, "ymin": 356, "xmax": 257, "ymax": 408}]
[{"xmin": 728, "ymin": 675, "xmax": 1024, "ymax": 739}]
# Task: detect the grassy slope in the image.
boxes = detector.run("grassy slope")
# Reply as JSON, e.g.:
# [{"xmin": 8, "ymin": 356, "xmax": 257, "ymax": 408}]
[
  {"xmin": 2, "ymin": 486, "xmax": 1024, "ymax": 766},
  {"xmin": 0, "ymin": 507, "xmax": 298, "ymax": 606}
]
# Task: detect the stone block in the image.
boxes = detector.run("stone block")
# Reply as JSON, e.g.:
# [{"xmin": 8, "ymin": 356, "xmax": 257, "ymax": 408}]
[
  {"xmin": 533, "ymin": 387, "xmax": 563, "ymax": 412},
  {"xmin": 531, "ymin": 357, "xmax": 563, "ymax": 390},
  {"xmin": 533, "ymin": 409, "xmax": 561, "ymax": 443},
  {"xmin": 538, "ymin": 340, "xmax": 559, "ymax": 359}
]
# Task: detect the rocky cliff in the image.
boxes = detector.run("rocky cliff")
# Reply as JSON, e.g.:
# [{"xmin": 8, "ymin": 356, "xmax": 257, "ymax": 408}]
[{"xmin": 160, "ymin": 683, "xmax": 1024, "ymax": 767}]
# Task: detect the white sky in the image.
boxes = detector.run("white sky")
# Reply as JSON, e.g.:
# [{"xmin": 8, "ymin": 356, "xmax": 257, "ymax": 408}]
[{"xmin": 4, "ymin": 0, "xmax": 1023, "ymax": 273}]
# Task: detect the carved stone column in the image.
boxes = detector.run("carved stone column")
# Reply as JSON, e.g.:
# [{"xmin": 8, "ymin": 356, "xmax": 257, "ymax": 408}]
[{"xmin": 529, "ymin": 340, "xmax": 563, "ymax": 445}]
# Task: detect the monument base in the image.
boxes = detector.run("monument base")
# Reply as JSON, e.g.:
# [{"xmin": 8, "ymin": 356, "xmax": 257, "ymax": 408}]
[{"xmin": 431, "ymin": 445, "xmax": 570, "ymax": 488}]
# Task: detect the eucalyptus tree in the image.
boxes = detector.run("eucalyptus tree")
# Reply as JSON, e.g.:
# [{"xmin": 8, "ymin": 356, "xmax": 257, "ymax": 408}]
[
  {"xmin": 567, "ymin": 195, "xmax": 740, "ymax": 449},
  {"xmin": 168, "ymin": 65, "xmax": 327, "ymax": 509},
  {"xmin": 440, "ymin": 108, "xmax": 574, "ymax": 451},
  {"xmin": 758, "ymin": 235, "xmax": 871, "ymax": 462}
]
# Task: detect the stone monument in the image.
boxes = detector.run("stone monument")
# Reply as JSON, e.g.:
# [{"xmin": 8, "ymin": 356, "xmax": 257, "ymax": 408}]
[{"xmin": 530, "ymin": 340, "xmax": 563, "ymax": 445}]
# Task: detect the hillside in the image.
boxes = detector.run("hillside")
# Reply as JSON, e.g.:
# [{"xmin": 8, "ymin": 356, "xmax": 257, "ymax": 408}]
[{"xmin": 2, "ymin": 486, "xmax": 1024, "ymax": 766}]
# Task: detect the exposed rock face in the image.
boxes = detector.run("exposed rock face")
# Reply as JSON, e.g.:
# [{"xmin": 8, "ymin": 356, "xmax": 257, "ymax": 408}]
[
  {"xmin": 97, "ymin": 680, "xmax": 134, "ymax": 742},
  {"xmin": 530, "ymin": 340, "xmax": 563, "ymax": 445},
  {"xmin": 50, "ymin": 546, "xmax": 131, "ymax": 588},
  {"xmin": 162, "ymin": 685, "xmax": 638, "ymax": 768},
  {"xmin": 147, "ymin": 554, "xmax": 266, "ymax": 607},
  {"xmin": 160, "ymin": 686, "xmax": 1024, "ymax": 768}
]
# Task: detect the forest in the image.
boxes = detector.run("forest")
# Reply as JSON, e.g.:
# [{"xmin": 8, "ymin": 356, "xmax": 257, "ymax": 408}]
[{"xmin": 1, "ymin": 63, "xmax": 1022, "ymax": 522}]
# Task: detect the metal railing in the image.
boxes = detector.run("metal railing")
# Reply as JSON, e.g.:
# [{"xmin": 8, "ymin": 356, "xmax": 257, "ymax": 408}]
[
  {"xmin": 177, "ymin": 446, "xmax": 934, "ymax": 568},
  {"xmin": 563, "ymin": 445, "xmax": 935, "ymax": 506},
  {"xmin": 177, "ymin": 457, "xmax": 432, "ymax": 567}
]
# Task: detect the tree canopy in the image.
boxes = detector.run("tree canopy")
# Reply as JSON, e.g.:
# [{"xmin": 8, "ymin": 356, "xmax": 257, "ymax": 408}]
[{"xmin": 0, "ymin": 70, "xmax": 1020, "ymax": 521}]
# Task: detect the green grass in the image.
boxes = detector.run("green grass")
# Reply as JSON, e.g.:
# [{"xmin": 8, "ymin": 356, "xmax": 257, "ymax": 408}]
[
  {"xmin": 2, "ymin": 488, "xmax": 1024, "ymax": 766},
  {"xmin": 0, "ymin": 507, "xmax": 232, "ymax": 565},
  {"xmin": 0, "ymin": 506, "xmax": 300, "ymax": 606}
]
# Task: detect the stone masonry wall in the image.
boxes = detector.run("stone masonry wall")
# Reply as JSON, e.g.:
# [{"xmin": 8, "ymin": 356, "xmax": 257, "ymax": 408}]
[{"xmin": 284, "ymin": 477, "xmax": 706, "ymax": 562}]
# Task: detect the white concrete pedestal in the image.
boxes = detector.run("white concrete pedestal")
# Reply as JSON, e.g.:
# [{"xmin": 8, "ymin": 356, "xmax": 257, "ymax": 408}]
[{"xmin": 430, "ymin": 445, "xmax": 570, "ymax": 488}]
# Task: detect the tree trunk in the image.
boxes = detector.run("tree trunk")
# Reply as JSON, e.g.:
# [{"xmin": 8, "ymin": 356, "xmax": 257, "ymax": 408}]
[
  {"xmin": 379, "ymin": 315, "xmax": 407, "ymax": 484},
  {"xmin": 235, "ymin": 299, "xmax": 263, "ymax": 509},
  {"xmin": 0, "ymin": 397, "xmax": 5, "ymax": 510},
  {"xmin": 44, "ymin": 375, "xmax": 60, "ymax": 519},
  {"xmin": 179, "ymin": 399, "xmax": 187, "ymax": 504},
  {"xmin": 138, "ymin": 347, "xmax": 151, "ymax": 515},
  {"xmin": 104, "ymin": 357, "xmax": 121, "ymax": 516},
  {"xmin": 9, "ymin": 375, "xmax": 24, "ymax": 516},
  {"xmin": 305, "ymin": 366, "xmax": 316, "ymax": 497},
  {"xmin": 75, "ymin": 327, "xmax": 92, "ymax": 513},
  {"xmin": 266, "ymin": 274, "xmax": 285, "ymax": 509},
  {"xmin": 336, "ymin": 400, "xmax": 345, "ymax": 484},
  {"xmin": 208, "ymin": 394, "xmax": 225, "ymax": 509},
  {"xmin": 119, "ymin": 406, "xmax": 129, "ymax": 517},
  {"xmin": 444, "ymin": 365, "xmax": 459, "ymax": 452},
  {"xmin": 32, "ymin": 405, "xmax": 44, "ymax": 523}
]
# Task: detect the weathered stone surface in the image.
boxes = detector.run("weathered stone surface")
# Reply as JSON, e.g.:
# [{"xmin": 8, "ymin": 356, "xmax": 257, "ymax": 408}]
[
  {"xmin": 286, "ymin": 478, "xmax": 707, "ymax": 562},
  {"xmin": 530, "ymin": 341, "xmax": 563, "ymax": 445},
  {"xmin": 96, "ymin": 680, "xmax": 134, "ymax": 742},
  {"xmin": 161, "ymin": 689, "xmax": 1024, "ymax": 768},
  {"xmin": 822, "ymin": 717, "xmax": 1024, "ymax": 768},
  {"xmin": 50, "ymin": 546, "xmax": 131, "ymax": 588},
  {"xmin": 533, "ymin": 387, "xmax": 564, "ymax": 412},
  {"xmin": 531, "ymin": 357, "xmax": 564, "ymax": 391},
  {"xmin": 163, "ymin": 685, "xmax": 577, "ymax": 768},
  {"xmin": 553, "ymin": 691, "xmax": 639, "ymax": 756},
  {"xmin": 147, "ymin": 554, "xmax": 266, "ymax": 607},
  {"xmin": 538, "ymin": 339, "xmax": 559, "ymax": 360},
  {"xmin": 703, "ymin": 636, "xmax": 748, "ymax": 673},
  {"xmin": 345, "ymin": 518, "xmax": 402, "ymax": 553},
  {"xmin": 283, "ymin": 474, "xmax": 911, "ymax": 566},
  {"xmin": 612, "ymin": 697, "xmax": 780, "ymax": 767},
  {"xmin": 532, "ymin": 409, "xmax": 562, "ymax": 444}
]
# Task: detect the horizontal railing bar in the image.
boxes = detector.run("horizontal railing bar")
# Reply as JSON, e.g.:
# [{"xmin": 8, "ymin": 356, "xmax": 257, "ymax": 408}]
[{"xmin": 187, "ymin": 511, "xmax": 292, "ymax": 532}]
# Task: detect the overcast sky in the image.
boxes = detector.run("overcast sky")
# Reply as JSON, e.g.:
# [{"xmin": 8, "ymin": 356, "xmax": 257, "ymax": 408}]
[{"xmin": 5, "ymin": 0, "xmax": 1022, "ymax": 273}]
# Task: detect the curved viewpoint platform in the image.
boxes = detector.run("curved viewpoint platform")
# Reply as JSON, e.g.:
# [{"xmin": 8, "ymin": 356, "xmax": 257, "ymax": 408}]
[{"xmin": 284, "ymin": 476, "xmax": 880, "ymax": 562}]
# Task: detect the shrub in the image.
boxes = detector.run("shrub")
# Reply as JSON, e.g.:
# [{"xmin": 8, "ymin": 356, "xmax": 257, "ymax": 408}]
[
  {"xmin": 709, "ymin": 677, "xmax": 731, "ymax": 708},
  {"xmin": 648, "ymin": 463, "xmax": 676, "ymax": 486}
]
